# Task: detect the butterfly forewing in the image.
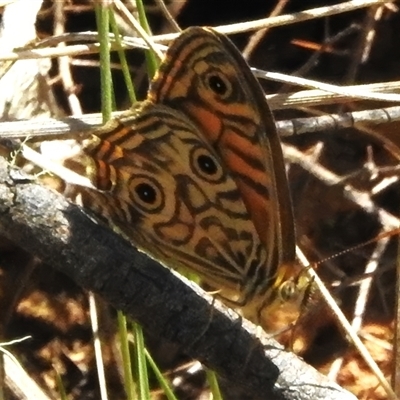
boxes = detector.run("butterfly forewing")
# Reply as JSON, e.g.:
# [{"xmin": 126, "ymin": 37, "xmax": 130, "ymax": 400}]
[{"xmin": 148, "ymin": 26, "xmax": 296, "ymax": 298}]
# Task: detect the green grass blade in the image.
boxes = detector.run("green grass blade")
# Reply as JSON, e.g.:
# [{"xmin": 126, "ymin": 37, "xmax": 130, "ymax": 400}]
[
  {"xmin": 136, "ymin": 0, "xmax": 159, "ymax": 77},
  {"xmin": 145, "ymin": 348, "xmax": 178, "ymax": 400},
  {"xmin": 117, "ymin": 311, "xmax": 136, "ymax": 400},
  {"xmin": 206, "ymin": 368, "xmax": 223, "ymax": 400},
  {"xmin": 132, "ymin": 322, "xmax": 150, "ymax": 399},
  {"xmin": 109, "ymin": 11, "xmax": 136, "ymax": 104},
  {"xmin": 95, "ymin": 3, "xmax": 114, "ymax": 121}
]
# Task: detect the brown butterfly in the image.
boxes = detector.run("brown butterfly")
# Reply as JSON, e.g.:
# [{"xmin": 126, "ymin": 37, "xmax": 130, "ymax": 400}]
[{"xmin": 66, "ymin": 27, "xmax": 304, "ymax": 325}]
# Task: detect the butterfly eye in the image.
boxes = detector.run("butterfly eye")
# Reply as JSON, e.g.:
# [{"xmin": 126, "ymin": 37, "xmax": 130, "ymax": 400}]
[
  {"xmin": 278, "ymin": 280, "xmax": 299, "ymax": 303},
  {"xmin": 205, "ymin": 71, "xmax": 232, "ymax": 98},
  {"xmin": 131, "ymin": 176, "xmax": 164, "ymax": 212},
  {"xmin": 191, "ymin": 147, "xmax": 224, "ymax": 182}
]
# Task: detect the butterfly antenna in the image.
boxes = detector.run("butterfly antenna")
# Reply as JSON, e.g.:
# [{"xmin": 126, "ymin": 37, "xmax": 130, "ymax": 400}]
[{"xmin": 314, "ymin": 227, "xmax": 400, "ymax": 267}]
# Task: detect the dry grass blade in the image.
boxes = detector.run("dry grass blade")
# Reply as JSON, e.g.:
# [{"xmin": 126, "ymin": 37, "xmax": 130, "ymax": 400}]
[
  {"xmin": 393, "ymin": 250, "xmax": 400, "ymax": 396},
  {"xmin": 2, "ymin": 103, "xmax": 400, "ymax": 139},
  {"xmin": 154, "ymin": 0, "xmax": 395, "ymax": 40},
  {"xmin": 297, "ymin": 247, "xmax": 397, "ymax": 400},
  {"xmin": 1, "ymin": 343, "xmax": 51, "ymax": 400},
  {"xmin": 256, "ymin": 70, "xmax": 400, "ymax": 103},
  {"xmin": 113, "ymin": 0, "xmax": 163, "ymax": 60},
  {"xmin": 268, "ymin": 81, "xmax": 400, "ymax": 110}
]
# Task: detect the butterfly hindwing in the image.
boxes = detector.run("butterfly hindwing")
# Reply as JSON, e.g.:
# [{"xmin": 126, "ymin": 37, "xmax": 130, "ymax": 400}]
[{"xmin": 75, "ymin": 102, "xmax": 267, "ymax": 300}]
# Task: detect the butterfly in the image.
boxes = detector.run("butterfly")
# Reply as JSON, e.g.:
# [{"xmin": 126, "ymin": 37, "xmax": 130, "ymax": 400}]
[{"xmin": 65, "ymin": 26, "xmax": 305, "ymax": 326}]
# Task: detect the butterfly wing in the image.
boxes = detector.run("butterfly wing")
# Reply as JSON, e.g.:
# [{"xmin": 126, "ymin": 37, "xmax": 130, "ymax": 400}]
[
  {"xmin": 148, "ymin": 27, "xmax": 295, "ymax": 299},
  {"xmin": 69, "ymin": 102, "xmax": 267, "ymax": 300}
]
